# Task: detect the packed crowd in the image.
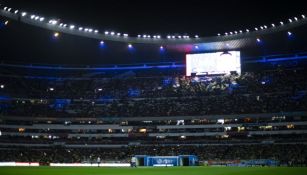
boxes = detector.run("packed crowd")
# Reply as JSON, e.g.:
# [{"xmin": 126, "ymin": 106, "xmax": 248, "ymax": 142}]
[
  {"xmin": 0, "ymin": 69, "xmax": 306, "ymax": 118},
  {"xmin": 0, "ymin": 144, "xmax": 306, "ymax": 166}
]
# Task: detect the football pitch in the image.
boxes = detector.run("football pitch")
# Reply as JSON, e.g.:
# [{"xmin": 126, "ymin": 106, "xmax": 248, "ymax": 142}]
[{"xmin": 0, "ymin": 166, "xmax": 306, "ymax": 175}]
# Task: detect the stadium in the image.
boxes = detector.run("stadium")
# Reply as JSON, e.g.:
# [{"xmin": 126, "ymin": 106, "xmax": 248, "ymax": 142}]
[{"xmin": 0, "ymin": 0, "xmax": 307, "ymax": 174}]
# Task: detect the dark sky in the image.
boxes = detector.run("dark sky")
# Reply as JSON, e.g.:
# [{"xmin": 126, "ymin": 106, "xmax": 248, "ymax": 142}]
[
  {"xmin": 3, "ymin": 0, "xmax": 307, "ymax": 36},
  {"xmin": 0, "ymin": 0, "xmax": 307, "ymax": 65}
]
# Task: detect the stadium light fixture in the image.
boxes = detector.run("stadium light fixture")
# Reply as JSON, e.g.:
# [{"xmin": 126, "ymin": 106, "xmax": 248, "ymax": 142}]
[
  {"xmin": 110, "ymin": 31, "xmax": 115, "ymax": 35},
  {"xmin": 246, "ymin": 29, "xmax": 250, "ymax": 32},
  {"xmin": 0, "ymin": 84, "xmax": 4, "ymax": 89},
  {"xmin": 271, "ymin": 23, "xmax": 275, "ymax": 27},
  {"xmin": 30, "ymin": 15, "xmax": 35, "ymax": 19},
  {"xmin": 239, "ymin": 30, "xmax": 243, "ymax": 33},
  {"xmin": 69, "ymin": 25, "xmax": 75, "ymax": 29},
  {"xmin": 160, "ymin": 46, "xmax": 164, "ymax": 50},
  {"xmin": 294, "ymin": 17, "xmax": 298, "ymax": 21},
  {"xmin": 128, "ymin": 44, "xmax": 133, "ymax": 48},
  {"xmin": 94, "ymin": 30, "xmax": 99, "ymax": 33},
  {"xmin": 256, "ymin": 38, "xmax": 261, "ymax": 43},
  {"xmin": 39, "ymin": 17, "xmax": 44, "ymax": 22},
  {"xmin": 53, "ymin": 32, "xmax": 59, "ymax": 38},
  {"xmin": 104, "ymin": 31, "xmax": 109, "ymax": 35},
  {"xmin": 288, "ymin": 18, "xmax": 293, "ymax": 23},
  {"xmin": 195, "ymin": 35, "xmax": 199, "ymax": 38},
  {"xmin": 194, "ymin": 45, "xmax": 199, "ymax": 49},
  {"xmin": 137, "ymin": 35, "xmax": 141, "ymax": 38},
  {"xmin": 217, "ymin": 33, "xmax": 221, "ymax": 36},
  {"xmin": 302, "ymin": 14, "xmax": 305, "ymax": 19},
  {"xmin": 88, "ymin": 29, "xmax": 93, "ymax": 32},
  {"xmin": 100, "ymin": 41, "xmax": 104, "ymax": 45},
  {"xmin": 280, "ymin": 21, "xmax": 284, "ymax": 25},
  {"xmin": 157, "ymin": 35, "xmax": 161, "ymax": 39},
  {"xmin": 21, "ymin": 12, "xmax": 27, "ymax": 17},
  {"xmin": 14, "ymin": 10, "xmax": 18, "ymax": 14},
  {"xmin": 78, "ymin": 27, "xmax": 83, "ymax": 31},
  {"xmin": 123, "ymin": 33, "xmax": 128, "ymax": 37},
  {"xmin": 287, "ymin": 31, "xmax": 292, "ymax": 36},
  {"xmin": 4, "ymin": 20, "xmax": 9, "ymax": 25},
  {"xmin": 255, "ymin": 27, "xmax": 258, "ymax": 31}
]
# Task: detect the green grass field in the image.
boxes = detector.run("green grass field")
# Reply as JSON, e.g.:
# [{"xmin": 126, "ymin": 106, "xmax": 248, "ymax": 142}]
[{"xmin": 0, "ymin": 166, "xmax": 306, "ymax": 175}]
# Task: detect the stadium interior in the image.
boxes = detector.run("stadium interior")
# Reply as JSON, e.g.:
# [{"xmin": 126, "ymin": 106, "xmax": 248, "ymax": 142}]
[{"xmin": 0, "ymin": 0, "xmax": 307, "ymax": 174}]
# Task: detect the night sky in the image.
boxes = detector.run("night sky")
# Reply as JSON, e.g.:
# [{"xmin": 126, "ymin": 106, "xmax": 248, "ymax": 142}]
[{"xmin": 0, "ymin": 0, "xmax": 307, "ymax": 65}]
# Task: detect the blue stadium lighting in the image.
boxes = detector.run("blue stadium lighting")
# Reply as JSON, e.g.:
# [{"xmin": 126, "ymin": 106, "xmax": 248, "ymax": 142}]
[
  {"xmin": 128, "ymin": 44, "xmax": 133, "ymax": 48},
  {"xmin": 160, "ymin": 46, "xmax": 164, "ymax": 50},
  {"xmin": 288, "ymin": 31, "xmax": 292, "ymax": 36},
  {"xmin": 256, "ymin": 38, "xmax": 261, "ymax": 43},
  {"xmin": 100, "ymin": 40, "xmax": 104, "ymax": 45},
  {"xmin": 194, "ymin": 45, "xmax": 199, "ymax": 49}
]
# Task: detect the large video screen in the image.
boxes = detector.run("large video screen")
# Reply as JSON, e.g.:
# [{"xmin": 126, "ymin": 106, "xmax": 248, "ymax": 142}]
[{"xmin": 186, "ymin": 51, "xmax": 241, "ymax": 76}]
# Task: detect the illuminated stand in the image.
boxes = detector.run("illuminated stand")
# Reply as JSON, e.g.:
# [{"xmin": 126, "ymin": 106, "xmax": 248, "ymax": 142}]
[{"xmin": 134, "ymin": 155, "xmax": 198, "ymax": 167}]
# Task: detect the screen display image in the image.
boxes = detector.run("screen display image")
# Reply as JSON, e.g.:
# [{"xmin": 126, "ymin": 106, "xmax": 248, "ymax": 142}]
[{"xmin": 186, "ymin": 51, "xmax": 241, "ymax": 76}]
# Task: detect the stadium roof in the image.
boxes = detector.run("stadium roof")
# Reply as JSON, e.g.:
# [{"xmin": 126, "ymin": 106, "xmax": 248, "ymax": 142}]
[{"xmin": 0, "ymin": 0, "xmax": 307, "ymax": 65}]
